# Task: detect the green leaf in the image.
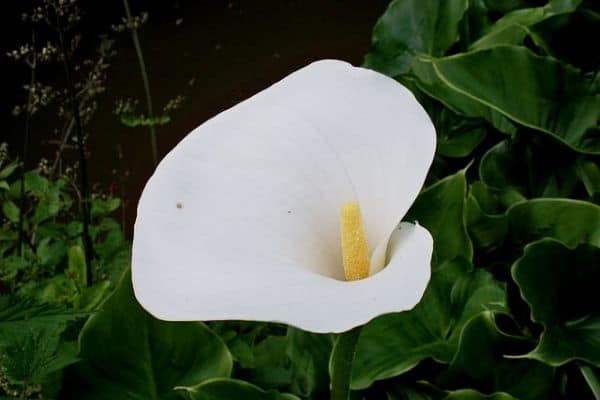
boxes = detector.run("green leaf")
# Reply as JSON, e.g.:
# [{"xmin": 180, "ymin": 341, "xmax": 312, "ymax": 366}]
[
  {"xmin": 440, "ymin": 312, "xmax": 554, "ymax": 400},
  {"xmin": 530, "ymin": 8, "xmax": 600, "ymax": 72},
  {"xmin": 410, "ymin": 46, "xmax": 600, "ymax": 153},
  {"xmin": 469, "ymin": 1, "xmax": 581, "ymax": 51},
  {"xmin": 2, "ymin": 322, "xmax": 79, "ymax": 385},
  {"xmin": 480, "ymin": 139, "xmax": 591, "ymax": 202},
  {"xmin": 384, "ymin": 382, "xmax": 519, "ymax": 400},
  {"xmin": 364, "ymin": 0, "xmax": 469, "ymax": 76},
  {"xmin": 75, "ymin": 280, "xmax": 111, "ymax": 311},
  {"xmin": 68, "ymin": 269, "xmax": 232, "ymax": 399},
  {"xmin": 36, "ymin": 237, "xmax": 67, "ymax": 268},
  {"xmin": 0, "ymin": 256, "xmax": 29, "ymax": 282},
  {"xmin": 24, "ymin": 171, "xmax": 50, "ymax": 196},
  {"xmin": 27, "ymin": 275, "xmax": 78, "ymax": 304},
  {"xmin": 512, "ymin": 239, "xmax": 600, "ymax": 366},
  {"xmin": 458, "ymin": 0, "xmax": 494, "ymax": 48},
  {"xmin": 352, "ymin": 259, "xmax": 506, "ymax": 389},
  {"xmin": 0, "ymin": 161, "xmax": 19, "ymax": 180},
  {"xmin": 120, "ymin": 113, "xmax": 171, "ymax": 128},
  {"xmin": 33, "ymin": 199, "xmax": 63, "ymax": 224},
  {"xmin": 467, "ymin": 197, "xmax": 600, "ymax": 250},
  {"xmin": 405, "ymin": 169, "xmax": 473, "ymax": 266},
  {"xmin": 506, "ymin": 199, "xmax": 600, "ymax": 247},
  {"xmin": 2, "ymin": 200, "xmax": 20, "ymax": 223},
  {"xmin": 0, "ymin": 295, "xmax": 84, "ymax": 331},
  {"xmin": 443, "ymin": 390, "xmax": 518, "ymax": 400},
  {"xmin": 425, "ymin": 99, "xmax": 487, "ymax": 158},
  {"xmin": 385, "ymin": 382, "xmax": 443, "ymax": 400},
  {"xmin": 90, "ymin": 197, "xmax": 120, "ymax": 218},
  {"xmin": 576, "ymin": 159, "xmax": 600, "ymax": 197},
  {"xmin": 466, "ymin": 182, "xmax": 507, "ymax": 248},
  {"xmin": 67, "ymin": 246, "xmax": 87, "ymax": 288},
  {"xmin": 0, "ymin": 296, "xmax": 84, "ymax": 385},
  {"xmin": 286, "ymin": 328, "xmax": 332, "ymax": 398},
  {"xmin": 176, "ymin": 378, "xmax": 299, "ymax": 400},
  {"xmin": 244, "ymin": 335, "xmax": 291, "ymax": 390},
  {"xmin": 580, "ymin": 365, "xmax": 600, "ymax": 399}
]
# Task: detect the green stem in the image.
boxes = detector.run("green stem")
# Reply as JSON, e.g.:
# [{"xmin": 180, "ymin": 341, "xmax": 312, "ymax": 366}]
[
  {"xmin": 56, "ymin": 8, "xmax": 93, "ymax": 284},
  {"xmin": 18, "ymin": 27, "xmax": 36, "ymax": 257},
  {"xmin": 581, "ymin": 365, "xmax": 600, "ymax": 400},
  {"xmin": 330, "ymin": 327, "xmax": 361, "ymax": 400},
  {"xmin": 123, "ymin": 0, "xmax": 158, "ymax": 166}
]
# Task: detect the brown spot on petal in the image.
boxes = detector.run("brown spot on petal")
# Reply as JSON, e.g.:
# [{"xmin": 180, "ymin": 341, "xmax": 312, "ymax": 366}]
[{"xmin": 176, "ymin": 203, "xmax": 183, "ymax": 209}]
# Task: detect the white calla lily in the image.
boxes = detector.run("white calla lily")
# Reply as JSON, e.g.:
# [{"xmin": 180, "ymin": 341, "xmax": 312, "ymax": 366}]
[{"xmin": 132, "ymin": 60, "xmax": 436, "ymax": 333}]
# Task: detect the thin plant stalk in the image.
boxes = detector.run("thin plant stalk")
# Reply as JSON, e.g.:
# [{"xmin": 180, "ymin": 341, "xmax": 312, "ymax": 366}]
[
  {"xmin": 330, "ymin": 327, "xmax": 362, "ymax": 400},
  {"xmin": 116, "ymin": 144, "xmax": 127, "ymax": 235},
  {"xmin": 581, "ymin": 365, "xmax": 600, "ymax": 400},
  {"xmin": 17, "ymin": 27, "xmax": 37, "ymax": 257},
  {"xmin": 55, "ymin": 12, "xmax": 93, "ymax": 285},
  {"xmin": 123, "ymin": 0, "xmax": 158, "ymax": 166}
]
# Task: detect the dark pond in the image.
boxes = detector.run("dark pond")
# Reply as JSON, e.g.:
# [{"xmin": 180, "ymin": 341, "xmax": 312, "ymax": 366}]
[{"xmin": 4, "ymin": 0, "xmax": 389, "ymax": 235}]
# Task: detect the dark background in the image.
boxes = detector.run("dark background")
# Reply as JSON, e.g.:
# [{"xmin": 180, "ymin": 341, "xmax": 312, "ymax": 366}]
[{"xmin": 3, "ymin": 0, "xmax": 389, "ymax": 233}]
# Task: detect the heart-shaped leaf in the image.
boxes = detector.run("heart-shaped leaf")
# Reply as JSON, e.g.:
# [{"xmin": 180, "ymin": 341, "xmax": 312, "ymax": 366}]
[
  {"xmin": 385, "ymin": 382, "xmax": 519, "ymax": 400},
  {"xmin": 65, "ymin": 269, "xmax": 232, "ymax": 399},
  {"xmin": 364, "ymin": 0, "xmax": 469, "ymax": 76},
  {"xmin": 410, "ymin": 46, "xmax": 600, "ymax": 154},
  {"xmin": 479, "ymin": 139, "xmax": 593, "ymax": 203},
  {"xmin": 512, "ymin": 239, "xmax": 600, "ymax": 366},
  {"xmin": 470, "ymin": 0, "xmax": 581, "ymax": 51},
  {"xmin": 440, "ymin": 312, "xmax": 554, "ymax": 400},
  {"xmin": 443, "ymin": 390, "xmax": 519, "ymax": 400},
  {"xmin": 286, "ymin": 328, "xmax": 332, "ymax": 399},
  {"xmin": 352, "ymin": 259, "xmax": 506, "ymax": 389},
  {"xmin": 405, "ymin": 169, "xmax": 473, "ymax": 266},
  {"xmin": 467, "ymin": 197, "xmax": 600, "ymax": 250},
  {"xmin": 176, "ymin": 378, "xmax": 299, "ymax": 400}
]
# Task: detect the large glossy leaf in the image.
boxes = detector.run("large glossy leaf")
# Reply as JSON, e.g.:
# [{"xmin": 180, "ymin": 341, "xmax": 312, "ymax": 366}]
[
  {"xmin": 424, "ymin": 99, "xmax": 487, "ymax": 158},
  {"xmin": 66, "ymin": 270, "xmax": 232, "ymax": 399},
  {"xmin": 458, "ymin": 0, "xmax": 494, "ymax": 48},
  {"xmin": 405, "ymin": 169, "xmax": 473, "ymax": 266},
  {"xmin": 352, "ymin": 259, "xmax": 506, "ymax": 389},
  {"xmin": 364, "ymin": 0, "xmax": 468, "ymax": 76},
  {"xmin": 470, "ymin": 0, "xmax": 581, "ymax": 50},
  {"xmin": 466, "ymin": 183, "xmax": 508, "ymax": 250},
  {"xmin": 467, "ymin": 197, "xmax": 600, "ymax": 250},
  {"xmin": 443, "ymin": 390, "xmax": 518, "ymax": 400},
  {"xmin": 576, "ymin": 159, "xmax": 600, "ymax": 198},
  {"xmin": 286, "ymin": 328, "xmax": 332, "ymax": 399},
  {"xmin": 239, "ymin": 335, "xmax": 291, "ymax": 391},
  {"xmin": 580, "ymin": 366, "xmax": 600, "ymax": 399},
  {"xmin": 531, "ymin": 8, "xmax": 600, "ymax": 72},
  {"xmin": 507, "ymin": 199, "xmax": 600, "ymax": 247},
  {"xmin": 440, "ymin": 312, "xmax": 554, "ymax": 400},
  {"xmin": 512, "ymin": 239, "xmax": 600, "ymax": 366},
  {"xmin": 385, "ymin": 382, "xmax": 519, "ymax": 400},
  {"xmin": 176, "ymin": 378, "xmax": 299, "ymax": 400},
  {"xmin": 479, "ymin": 139, "xmax": 594, "ymax": 203},
  {"xmin": 410, "ymin": 46, "xmax": 600, "ymax": 154}
]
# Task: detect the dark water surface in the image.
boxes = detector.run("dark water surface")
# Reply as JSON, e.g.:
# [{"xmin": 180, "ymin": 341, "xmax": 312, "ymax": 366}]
[{"xmin": 5, "ymin": 0, "xmax": 389, "ymax": 235}]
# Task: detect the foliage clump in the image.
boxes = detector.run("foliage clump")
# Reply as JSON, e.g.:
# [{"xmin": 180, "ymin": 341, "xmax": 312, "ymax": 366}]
[{"xmin": 2, "ymin": 0, "xmax": 599, "ymax": 399}]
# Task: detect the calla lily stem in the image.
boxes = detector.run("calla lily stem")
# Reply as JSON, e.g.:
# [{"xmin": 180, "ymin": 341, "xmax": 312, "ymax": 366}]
[
  {"xmin": 330, "ymin": 327, "xmax": 361, "ymax": 400},
  {"xmin": 581, "ymin": 365, "xmax": 600, "ymax": 399}
]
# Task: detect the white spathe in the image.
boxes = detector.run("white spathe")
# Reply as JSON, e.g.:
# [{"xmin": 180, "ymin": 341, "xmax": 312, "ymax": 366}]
[{"xmin": 132, "ymin": 60, "xmax": 436, "ymax": 333}]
